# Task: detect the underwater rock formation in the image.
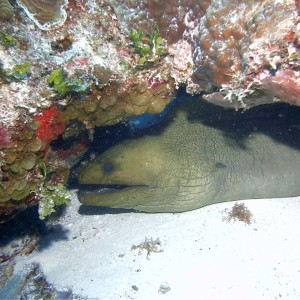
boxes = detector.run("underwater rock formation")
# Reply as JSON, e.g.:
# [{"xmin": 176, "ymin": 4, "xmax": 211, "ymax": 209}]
[
  {"xmin": 16, "ymin": 0, "xmax": 68, "ymax": 30},
  {"xmin": 0, "ymin": 0, "xmax": 177, "ymax": 220},
  {"xmin": 0, "ymin": 0, "xmax": 299, "ymax": 220},
  {"xmin": 107, "ymin": 0, "xmax": 211, "ymax": 44},
  {"xmin": 0, "ymin": 0, "xmax": 14, "ymax": 21},
  {"xmin": 192, "ymin": 0, "xmax": 300, "ymax": 108}
]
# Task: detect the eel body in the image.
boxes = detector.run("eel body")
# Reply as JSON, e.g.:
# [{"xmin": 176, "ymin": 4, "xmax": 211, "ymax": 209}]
[{"xmin": 78, "ymin": 98, "xmax": 300, "ymax": 212}]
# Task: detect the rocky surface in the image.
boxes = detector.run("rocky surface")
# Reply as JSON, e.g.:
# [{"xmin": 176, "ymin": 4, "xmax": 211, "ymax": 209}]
[
  {"xmin": 193, "ymin": 0, "xmax": 300, "ymax": 109},
  {"xmin": 0, "ymin": 0, "xmax": 177, "ymax": 220},
  {"xmin": 0, "ymin": 0, "xmax": 299, "ymax": 219}
]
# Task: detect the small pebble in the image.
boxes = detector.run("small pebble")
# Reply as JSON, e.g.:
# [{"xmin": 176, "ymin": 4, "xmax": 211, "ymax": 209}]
[{"xmin": 158, "ymin": 282, "xmax": 171, "ymax": 294}]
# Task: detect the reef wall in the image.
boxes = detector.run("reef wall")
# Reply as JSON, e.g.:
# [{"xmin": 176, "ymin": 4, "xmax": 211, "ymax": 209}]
[
  {"xmin": 0, "ymin": 0, "xmax": 299, "ymax": 220},
  {"xmin": 192, "ymin": 0, "xmax": 300, "ymax": 109},
  {"xmin": 0, "ymin": 0, "xmax": 178, "ymax": 220}
]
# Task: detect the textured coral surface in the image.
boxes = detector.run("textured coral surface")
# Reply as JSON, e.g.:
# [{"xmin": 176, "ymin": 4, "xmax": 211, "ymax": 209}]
[
  {"xmin": 192, "ymin": 0, "xmax": 300, "ymax": 108},
  {"xmin": 110, "ymin": 0, "xmax": 300, "ymax": 106},
  {"xmin": 16, "ymin": 0, "xmax": 68, "ymax": 30},
  {"xmin": 0, "ymin": 0, "xmax": 299, "ymax": 220},
  {"xmin": 0, "ymin": 0, "xmax": 14, "ymax": 21},
  {"xmin": 107, "ymin": 0, "xmax": 211, "ymax": 44},
  {"xmin": 0, "ymin": 0, "xmax": 178, "ymax": 220}
]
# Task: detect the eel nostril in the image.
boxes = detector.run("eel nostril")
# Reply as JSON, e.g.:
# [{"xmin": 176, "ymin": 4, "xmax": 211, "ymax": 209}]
[{"xmin": 103, "ymin": 162, "xmax": 114, "ymax": 173}]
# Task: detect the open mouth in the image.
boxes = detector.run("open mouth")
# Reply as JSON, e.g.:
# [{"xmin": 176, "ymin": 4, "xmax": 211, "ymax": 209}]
[{"xmin": 78, "ymin": 184, "xmax": 130, "ymax": 195}]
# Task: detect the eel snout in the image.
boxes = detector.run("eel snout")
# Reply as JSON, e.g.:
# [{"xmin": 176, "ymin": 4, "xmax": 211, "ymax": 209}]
[{"xmin": 77, "ymin": 132, "xmax": 184, "ymax": 212}]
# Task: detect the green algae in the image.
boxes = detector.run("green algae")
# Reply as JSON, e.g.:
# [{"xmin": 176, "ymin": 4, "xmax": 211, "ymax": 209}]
[
  {"xmin": 47, "ymin": 69, "xmax": 71, "ymax": 95},
  {"xmin": 11, "ymin": 62, "xmax": 31, "ymax": 80},
  {"xmin": 47, "ymin": 68, "xmax": 87, "ymax": 96},
  {"xmin": 38, "ymin": 183, "xmax": 71, "ymax": 219},
  {"xmin": 129, "ymin": 24, "xmax": 167, "ymax": 66},
  {"xmin": 38, "ymin": 162, "xmax": 52, "ymax": 178},
  {"xmin": 0, "ymin": 31, "xmax": 18, "ymax": 47},
  {"xmin": 1, "ymin": 61, "xmax": 31, "ymax": 82},
  {"xmin": 38, "ymin": 162, "xmax": 70, "ymax": 219}
]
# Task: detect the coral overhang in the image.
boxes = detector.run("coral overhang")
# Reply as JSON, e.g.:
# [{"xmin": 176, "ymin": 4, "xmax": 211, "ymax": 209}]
[
  {"xmin": 0, "ymin": 0, "xmax": 299, "ymax": 220},
  {"xmin": 192, "ymin": 0, "xmax": 300, "ymax": 108}
]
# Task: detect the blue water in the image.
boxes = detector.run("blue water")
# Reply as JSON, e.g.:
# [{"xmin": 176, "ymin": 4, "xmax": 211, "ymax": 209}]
[{"xmin": 127, "ymin": 89, "xmax": 190, "ymax": 133}]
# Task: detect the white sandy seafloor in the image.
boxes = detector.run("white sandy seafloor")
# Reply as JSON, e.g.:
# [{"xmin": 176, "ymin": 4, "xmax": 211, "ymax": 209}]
[{"xmin": 15, "ymin": 191, "xmax": 300, "ymax": 300}]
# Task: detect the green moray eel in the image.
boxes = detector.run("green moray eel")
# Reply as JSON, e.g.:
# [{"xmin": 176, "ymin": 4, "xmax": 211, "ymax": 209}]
[{"xmin": 78, "ymin": 98, "xmax": 300, "ymax": 212}]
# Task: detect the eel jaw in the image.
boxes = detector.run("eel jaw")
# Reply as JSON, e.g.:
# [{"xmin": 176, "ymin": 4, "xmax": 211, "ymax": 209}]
[
  {"xmin": 78, "ymin": 184, "xmax": 159, "ymax": 211},
  {"xmin": 78, "ymin": 181, "xmax": 196, "ymax": 213},
  {"xmin": 78, "ymin": 184, "xmax": 132, "ymax": 195}
]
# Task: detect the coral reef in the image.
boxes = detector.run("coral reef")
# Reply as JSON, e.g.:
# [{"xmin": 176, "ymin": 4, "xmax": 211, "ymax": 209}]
[
  {"xmin": 192, "ymin": 0, "xmax": 300, "ymax": 108},
  {"xmin": 107, "ymin": 0, "xmax": 211, "ymax": 44},
  {"xmin": 0, "ymin": 0, "xmax": 14, "ymax": 21},
  {"xmin": 16, "ymin": 0, "xmax": 68, "ymax": 30},
  {"xmin": 0, "ymin": 0, "xmax": 178, "ymax": 220},
  {"xmin": 0, "ymin": 0, "xmax": 299, "ymax": 220}
]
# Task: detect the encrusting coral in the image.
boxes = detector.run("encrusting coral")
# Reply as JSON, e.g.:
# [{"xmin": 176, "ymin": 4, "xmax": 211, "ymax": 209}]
[
  {"xmin": 107, "ymin": 0, "xmax": 211, "ymax": 44},
  {"xmin": 192, "ymin": 0, "xmax": 300, "ymax": 108},
  {"xmin": 0, "ymin": 0, "xmax": 299, "ymax": 220},
  {"xmin": 0, "ymin": 0, "xmax": 14, "ymax": 21},
  {"xmin": 0, "ymin": 0, "xmax": 177, "ymax": 220},
  {"xmin": 16, "ymin": 0, "xmax": 68, "ymax": 30}
]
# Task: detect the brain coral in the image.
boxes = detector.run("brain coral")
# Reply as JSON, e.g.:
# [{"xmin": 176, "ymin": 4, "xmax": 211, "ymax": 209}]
[
  {"xmin": 192, "ymin": 0, "xmax": 300, "ymax": 107},
  {"xmin": 16, "ymin": 0, "xmax": 68, "ymax": 30}
]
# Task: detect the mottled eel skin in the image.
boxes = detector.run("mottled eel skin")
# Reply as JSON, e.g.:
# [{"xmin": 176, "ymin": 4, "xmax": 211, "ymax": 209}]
[{"xmin": 78, "ymin": 98, "xmax": 300, "ymax": 212}]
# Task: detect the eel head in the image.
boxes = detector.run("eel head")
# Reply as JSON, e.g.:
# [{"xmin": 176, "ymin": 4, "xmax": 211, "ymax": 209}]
[{"xmin": 78, "ymin": 136, "xmax": 181, "ymax": 212}]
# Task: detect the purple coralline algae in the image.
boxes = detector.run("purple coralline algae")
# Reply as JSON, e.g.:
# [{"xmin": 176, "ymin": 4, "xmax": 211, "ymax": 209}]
[{"xmin": 0, "ymin": 0, "xmax": 299, "ymax": 220}]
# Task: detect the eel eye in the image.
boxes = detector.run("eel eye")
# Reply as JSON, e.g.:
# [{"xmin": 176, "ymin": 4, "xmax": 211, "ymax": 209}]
[{"xmin": 103, "ymin": 162, "xmax": 114, "ymax": 173}]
